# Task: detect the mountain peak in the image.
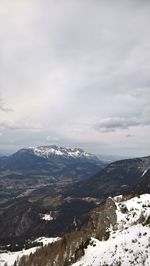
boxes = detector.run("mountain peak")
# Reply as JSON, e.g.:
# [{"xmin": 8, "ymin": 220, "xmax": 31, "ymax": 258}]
[{"xmin": 25, "ymin": 145, "xmax": 99, "ymax": 161}]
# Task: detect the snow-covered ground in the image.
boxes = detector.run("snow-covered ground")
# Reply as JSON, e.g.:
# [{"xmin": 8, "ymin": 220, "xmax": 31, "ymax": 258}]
[
  {"xmin": 33, "ymin": 236, "xmax": 60, "ymax": 245},
  {"xmin": 0, "ymin": 237, "xmax": 60, "ymax": 266},
  {"xmin": 72, "ymin": 194, "xmax": 150, "ymax": 266},
  {"xmin": 40, "ymin": 212, "xmax": 54, "ymax": 221},
  {"xmin": 0, "ymin": 246, "xmax": 39, "ymax": 266},
  {"xmin": 72, "ymin": 225, "xmax": 150, "ymax": 266},
  {"xmin": 115, "ymin": 193, "xmax": 150, "ymax": 230}
]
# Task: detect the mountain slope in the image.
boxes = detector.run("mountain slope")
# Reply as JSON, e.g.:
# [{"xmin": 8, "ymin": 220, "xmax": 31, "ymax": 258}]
[
  {"xmin": 66, "ymin": 156, "xmax": 150, "ymax": 198},
  {"xmin": 133, "ymin": 168, "xmax": 150, "ymax": 195}
]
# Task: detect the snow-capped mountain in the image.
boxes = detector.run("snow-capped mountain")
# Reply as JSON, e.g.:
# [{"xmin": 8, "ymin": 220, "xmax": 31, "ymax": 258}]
[
  {"xmin": 72, "ymin": 194, "xmax": 150, "ymax": 266},
  {"xmin": 0, "ymin": 145, "xmax": 106, "ymax": 184},
  {"xmin": 27, "ymin": 145, "xmax": 99, "ymax": 162}
]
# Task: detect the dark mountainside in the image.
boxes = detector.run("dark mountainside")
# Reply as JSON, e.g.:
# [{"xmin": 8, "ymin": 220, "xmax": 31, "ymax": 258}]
[
  {"xmin": 65, "ymin": 156, "xmax": 150, "ymax": 198},
  {"xmin": 131, "ymin": 168, "xmax": 150, "ymax": 194}
]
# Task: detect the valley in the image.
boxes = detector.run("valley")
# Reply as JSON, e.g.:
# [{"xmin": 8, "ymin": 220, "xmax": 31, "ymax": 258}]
[{"xmin": 0, "ymin": 146, "xmax": 105, "ymax": 250}]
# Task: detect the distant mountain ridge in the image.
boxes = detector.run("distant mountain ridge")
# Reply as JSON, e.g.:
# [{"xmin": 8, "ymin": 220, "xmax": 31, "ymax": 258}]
[
  {"xmin": 19, "ymin": 145, "xmax": 100, "ymax": 162},
  {"xmin": 0, "ymin": 145, "xmax": 105, "ymax": 182}
]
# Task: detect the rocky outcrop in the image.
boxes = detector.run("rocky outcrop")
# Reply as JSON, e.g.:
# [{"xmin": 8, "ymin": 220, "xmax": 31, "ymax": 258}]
[{"xmin": 89, "ymin": 197, "xmax": 117, "ymax": 240}]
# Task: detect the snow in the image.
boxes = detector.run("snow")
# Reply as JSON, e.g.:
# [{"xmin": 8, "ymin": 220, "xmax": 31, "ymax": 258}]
[
  {"xmin": 115, "ymin": 194, "xmax": 150, "ymax": 230},
  {"xmin": 72, "ymin": 194, "xmax": 150, "ymax": 266},
  {"xmin": 33, "ymin": 146, "xmax": 64, "ymax": 158},
  {"xmin": 142, "ymin": 169, "xmax": 148, "ymax": 177},
  {"xmin": 34, "ymin": 236, "xmax": 61, "ymax": 245},
  {"xmin": 72, "ymin": 225, "xmax": 150, "ymax": 266},
  {"xmin": 40, "ymin": 212, "xmax": 54, "ymax": 221},
  {"xmin": 0, "ymin": 237, "xmax": 60, "ymax": 266},
  {"xmin": 0, "ymin": 246, "xmax": 39, "ymax": 266},
  {"xmin": 113, "ymin": 194, "xmax": 123, "ymax": 202},
  {"xmin": 68, "ymin": 150, "xmax": 92, "ymax": 159},
  {"xmin": 28, "ymin": 145, "xmax": 97, "ymax": 160},
  {"xmin": 68, "ymin": 151, "xmax": 81, "ymax": 157}
]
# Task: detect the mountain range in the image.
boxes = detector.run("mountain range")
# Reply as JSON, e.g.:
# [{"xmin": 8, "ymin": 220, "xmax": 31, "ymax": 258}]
[{"xmin": 0, "ymin": 145, "xmax": 105, "ymax": 182}]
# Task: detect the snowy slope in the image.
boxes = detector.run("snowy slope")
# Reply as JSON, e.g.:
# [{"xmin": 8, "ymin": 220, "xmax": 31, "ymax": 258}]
[
  {"xmin": 72, "ymin": 225, "xmax": 150, "ymax": 266},
  {"xmin": 0, "ymin": 237, "xmax": 60, "ymax": 266},
  {"xmin": 0, "ymin": 246, "xmax": 39, "ymax": 266},
  {"xmin": 114, "ymin": 194, "xmax": 150, "ymax": 230},
  {"xmin": 72, "ymin": 194, "xmax": 150, "ymax": 266}
]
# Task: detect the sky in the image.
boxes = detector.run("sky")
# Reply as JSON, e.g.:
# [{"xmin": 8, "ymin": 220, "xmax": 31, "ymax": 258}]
[{"xmin": 0, "ymin": 0, "xmax": 150, "ymax": 157}]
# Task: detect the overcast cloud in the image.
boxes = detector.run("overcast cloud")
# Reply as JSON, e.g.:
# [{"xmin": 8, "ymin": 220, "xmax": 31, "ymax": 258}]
[{"xmin": 0, "ymin": 0, "xmax": 150, "ymax": 157}]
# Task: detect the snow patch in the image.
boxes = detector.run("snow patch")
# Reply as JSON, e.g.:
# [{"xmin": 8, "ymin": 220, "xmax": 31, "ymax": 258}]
[
  {"xmin": 141, "ymin": 169, "xmax": 148, "ymax": 177},
  {"xmin": 34, "ymin": 236, "xmax": 61, "ymax": 245},
  {"xmin": 40, "ymin": 212, "xmax": 54, "ymax": 221}
]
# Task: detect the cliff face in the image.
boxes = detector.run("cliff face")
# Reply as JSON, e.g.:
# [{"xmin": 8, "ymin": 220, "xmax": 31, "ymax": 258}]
[{"xmin": 88, "ymin": 197, "xmax": 117, "ymax": 240}]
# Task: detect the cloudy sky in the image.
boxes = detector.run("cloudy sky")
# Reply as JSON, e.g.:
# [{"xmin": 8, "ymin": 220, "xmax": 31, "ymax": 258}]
[{"xmin": 0, "ymin": 0, "xmax": 150, "ymax": 157}]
